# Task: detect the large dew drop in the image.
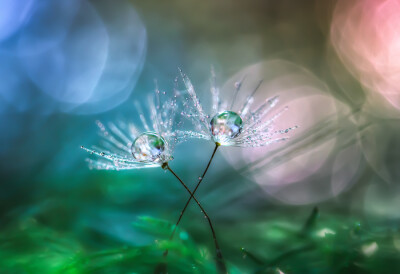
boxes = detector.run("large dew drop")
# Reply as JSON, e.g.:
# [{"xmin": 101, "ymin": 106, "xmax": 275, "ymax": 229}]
[
  {"xmin": 131, "ymin": 132, "xmax": 166, "ymax": 163},
  {"xmin": 210, "ymin": 111, "xmax": 243, "ymax": 145}
]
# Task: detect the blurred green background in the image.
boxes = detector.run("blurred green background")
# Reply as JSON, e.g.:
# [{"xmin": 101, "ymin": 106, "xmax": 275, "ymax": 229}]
[{"xmin": 1, "ymin": 0, "xmax": 400, "ymax": 273}]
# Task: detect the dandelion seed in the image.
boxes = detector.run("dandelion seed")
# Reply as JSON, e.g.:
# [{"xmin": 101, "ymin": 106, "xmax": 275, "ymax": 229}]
[
  {"xmin": 166, "ymin": 69, "xmax": 298, "ymax": 261},
  {"xmin": 179, "ymin": 69, "xmax": 298, "ymax": 147},
  {"xmin": 81, "ymin": 90, "xmax": 186, "ymax": 170}
]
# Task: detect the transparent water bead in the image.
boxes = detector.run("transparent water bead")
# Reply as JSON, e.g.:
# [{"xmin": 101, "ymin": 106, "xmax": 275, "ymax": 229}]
[
  {"xmin": 131, "ymin": 132, "xmax": 166, "ymax": 163},
  {"xmin": 210, "ymin": 111, "xmax": 243, "ymax": 145}
]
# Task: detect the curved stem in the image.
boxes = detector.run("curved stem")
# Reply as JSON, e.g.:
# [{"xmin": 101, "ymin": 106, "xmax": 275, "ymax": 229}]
[
  {"xmin": 164, "ymin": 143, "xmax": 224, "ymax": 272},
  {"xmin": 168, "ymin": 143, "xmax": 219, "ymax": 242},
  {"xmin": 164, "ymin": 162, "xmax": 226, "ymax": 272}
]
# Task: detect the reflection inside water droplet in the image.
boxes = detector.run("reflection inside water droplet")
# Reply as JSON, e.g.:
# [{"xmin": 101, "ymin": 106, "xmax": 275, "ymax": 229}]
[
  {"xmin": 131, "ymin": 132, "xmax": 166, "ymax": 163},
  {"xmin": 210, "ymin": 111, "xmax": 243, "ymax": 145}
]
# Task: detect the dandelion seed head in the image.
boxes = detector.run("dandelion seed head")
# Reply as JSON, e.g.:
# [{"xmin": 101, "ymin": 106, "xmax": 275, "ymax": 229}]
[
  {"xmin": 178, "ymin": 68, "xmax": 297, "ymax": 148},
  {"xmin": 81, "ymin": 89, "xmax": 184, "ymax": 171}
]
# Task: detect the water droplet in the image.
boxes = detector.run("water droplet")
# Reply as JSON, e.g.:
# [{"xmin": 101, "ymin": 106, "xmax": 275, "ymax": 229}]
[
  {"xmin": 131, "ymin": 132, "xmax": 166, "ymax": 163},
  {"xmin": 210, "ymin": 111, "xmax": 243, "ymax": 145},
  {"xmin": 198, "ymin": 176, "xmax": 202, "ymax": 180}
]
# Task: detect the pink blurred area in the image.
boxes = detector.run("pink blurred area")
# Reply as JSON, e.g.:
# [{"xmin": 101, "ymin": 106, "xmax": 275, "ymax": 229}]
[
  {"xmin": 219, "ymin": 60, "xmax": 362, "ymax": 205},
  {"xmin": 331, "ymin": 0, "xmax": 400, "ymax": 115}
]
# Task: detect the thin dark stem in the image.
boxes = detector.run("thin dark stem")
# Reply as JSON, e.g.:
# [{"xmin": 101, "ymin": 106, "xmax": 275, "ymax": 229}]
[
  {"xmin": 167, "ymin": 143, "xmax": 220, "ymax": 242},
  {"xmin": 164, "ymin": 162, "xmax": 226, "ymax": 272},
  {"xmin": 163, "ymin": 143, "xmax": 225, "ymax": 272}
]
